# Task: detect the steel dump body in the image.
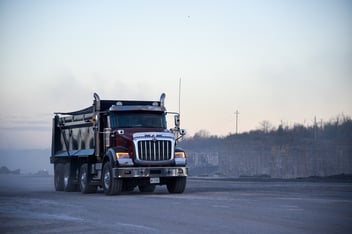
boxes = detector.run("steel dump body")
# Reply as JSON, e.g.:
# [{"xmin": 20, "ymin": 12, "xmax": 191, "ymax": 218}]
[
  {"xmin": 50, "ymin": 94, "xmax": 187, "ymax": 195},
  {"xmin": 51, "ymin": 110, "xmax": 95, "ymax": 158}
]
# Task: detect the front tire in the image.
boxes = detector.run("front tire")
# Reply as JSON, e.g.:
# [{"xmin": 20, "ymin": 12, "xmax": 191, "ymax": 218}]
[
  {"xmin": 167, "ymin": 177, "xmax": 187, "ymax": 193},
  {"xmin": 102, "ymin": 162, "xmax": 123, "ymax": 195},
  {"xmin": 79, "ymin": 164, "xmax": 97, "ymax": 194}
]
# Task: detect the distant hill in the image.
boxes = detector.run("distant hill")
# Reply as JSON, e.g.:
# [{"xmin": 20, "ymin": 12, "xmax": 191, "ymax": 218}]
[
  {"xmin": 0, "ymin": 149, "xmax": 52, "ymax": 175},
  {"xmin": 0, "ymin": 166, "xmax": 20, "ymax": 174}
]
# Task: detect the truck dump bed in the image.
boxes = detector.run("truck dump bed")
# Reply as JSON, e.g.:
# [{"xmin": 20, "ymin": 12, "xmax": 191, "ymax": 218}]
[{"xmin": 51, "ymin": 107, "xmax": 95, "ymax": 158}]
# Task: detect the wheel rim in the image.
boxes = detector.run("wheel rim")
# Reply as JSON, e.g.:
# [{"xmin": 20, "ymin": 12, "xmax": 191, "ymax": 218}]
[
  {"xmin": 64, "ymin": 175, "xmax": 68, "ymax": 188},
  {"xmin": 104, "ymin": 170, "xmax": 110, "ymax": 190}
]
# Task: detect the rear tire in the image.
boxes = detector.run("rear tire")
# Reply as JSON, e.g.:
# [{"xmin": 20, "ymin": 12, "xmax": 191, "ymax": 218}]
[
  {"xmin": 167, "ymin": 177, "xmax": 186, "ymax": 193},
  {"xmin": 102, "ymin": 162, "xmax": 122, "ymax": 195},
  {"xmin": 54, "ymin": 163, "xmax": 64, "ymax": 191},
  {"xmin": 63, "ymin": 163, "xmax": 76, "ymax": 192},
  {"xmin": 79, "ymin": 164, "xmax": 97, "ymax": 194}
]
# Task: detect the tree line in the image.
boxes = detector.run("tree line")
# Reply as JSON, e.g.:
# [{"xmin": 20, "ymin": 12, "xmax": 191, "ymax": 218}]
[
  {"xmin": 180, "ymin": 114, "xmax": 352, "ymax": 178},
  {"xmin": 183, "ymin": 114, "xmax": 352, "ymax": 147}
]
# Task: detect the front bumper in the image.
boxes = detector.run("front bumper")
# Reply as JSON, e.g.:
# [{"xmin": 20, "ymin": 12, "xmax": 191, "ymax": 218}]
[{"xmin": 112, "ymin": 167, "xmax": 188, "ymax": 178}]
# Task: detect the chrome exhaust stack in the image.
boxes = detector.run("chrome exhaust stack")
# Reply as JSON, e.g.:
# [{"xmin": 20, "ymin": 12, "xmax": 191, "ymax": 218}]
[
  {"xmin": 160, "ymin": 93, "xmax": 166, "ymax": 108},
  {"xmin": 93, "ymin": 93, "xmax": 101, "ymax": 157}
]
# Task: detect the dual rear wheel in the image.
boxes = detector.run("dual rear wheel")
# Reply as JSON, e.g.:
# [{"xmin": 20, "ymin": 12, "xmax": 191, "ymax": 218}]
[
  {"xmin": 54, "ymin": 163, "xmax": 64, "ymax": 191},
  {"xmin": 54, "ymin": 163, "xmax": 97, "ymax": 193},
  {"xmin": 54, "ymin": 163, "xmax": 76, "ymax": 192},
  {"xmin": 79, "ymin": 164, "xmax": 97, "ymax": 194}
]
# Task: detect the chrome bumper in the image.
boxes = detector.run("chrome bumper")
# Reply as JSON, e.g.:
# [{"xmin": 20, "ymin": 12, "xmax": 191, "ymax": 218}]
[{"xmin": 112, "ymin": 167, "xmax": 188, "ymax": 178}]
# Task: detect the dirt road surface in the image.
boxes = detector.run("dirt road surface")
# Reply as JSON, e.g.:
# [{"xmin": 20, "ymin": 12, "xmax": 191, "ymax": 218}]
[{"xmin": 0, "ymin": 174, "xmax": 351, "ymax": 234}]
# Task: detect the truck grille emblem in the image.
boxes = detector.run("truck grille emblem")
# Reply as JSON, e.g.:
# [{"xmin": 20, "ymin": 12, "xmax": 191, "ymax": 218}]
[{"xmin": 152, "ymin": 135, "xmax": 157, "ymax": 143}]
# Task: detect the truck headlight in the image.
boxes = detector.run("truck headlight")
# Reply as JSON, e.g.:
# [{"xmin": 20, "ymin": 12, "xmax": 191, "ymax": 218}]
[
  {"xmin": 115, "ymin": 152, "xmax": 133, "ymax": 166},
  {"xmin": 115, "ymin": 152, "xmax": 130, "ymax": 159},
  {"xmin": 174, "ymin": 152, "xmax": 186, "ymax": 166},
  {"xmin": 174, "ymin": 152, "xmax": 186, "ymax": 158}
]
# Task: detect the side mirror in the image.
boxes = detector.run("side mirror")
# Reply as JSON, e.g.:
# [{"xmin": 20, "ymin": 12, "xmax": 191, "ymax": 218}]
[
  {"xmin": 180, "ymin": 129, "xmax": 186, "ymax": 136},
  {"xmin": 174, "ymin": 114, "xmax": 180, "ymax": 128}
]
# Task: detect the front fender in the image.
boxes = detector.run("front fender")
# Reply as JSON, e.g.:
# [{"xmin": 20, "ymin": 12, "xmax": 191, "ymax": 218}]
[{"xmin": 104, "ymin": 148, "xmax": 118, "ymax": 164}]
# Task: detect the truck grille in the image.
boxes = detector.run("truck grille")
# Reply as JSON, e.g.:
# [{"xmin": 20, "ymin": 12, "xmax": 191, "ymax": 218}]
[{"xmin": 137, "ymin": 140, "xmax": 172, "ymax": 161}]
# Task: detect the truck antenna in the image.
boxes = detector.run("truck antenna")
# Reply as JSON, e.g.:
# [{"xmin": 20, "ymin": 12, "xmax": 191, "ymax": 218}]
[{"xmin": 178, "ymin": 78, "xmax": 182, "ymax": 115}]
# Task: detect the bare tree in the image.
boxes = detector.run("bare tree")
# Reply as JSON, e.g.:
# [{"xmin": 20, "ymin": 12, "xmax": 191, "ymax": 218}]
[
  {"xmin": 258, "ymin": 120, "xmax": 274, "ymax": 133},
  {"xmin": 193, "ymin": 129, "xmax": 211, "ymax": 139}
]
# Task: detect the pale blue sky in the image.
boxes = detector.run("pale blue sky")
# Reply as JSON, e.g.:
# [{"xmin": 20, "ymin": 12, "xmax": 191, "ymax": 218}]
[{"xmin": 0, "ymin": 0, "xmax": 351, "ymax": 149}]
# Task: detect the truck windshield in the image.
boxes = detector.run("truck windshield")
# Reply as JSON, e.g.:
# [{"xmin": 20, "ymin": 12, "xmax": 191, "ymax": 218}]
[{"xmin": 110, "ymin": 111, "xmax": 166, "ymax": 129}]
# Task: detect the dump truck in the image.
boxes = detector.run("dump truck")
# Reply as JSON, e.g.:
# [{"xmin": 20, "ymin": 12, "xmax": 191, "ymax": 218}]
[{"xmin": 50, "ymin": 93, "xmax": 187, "ymax": 195}]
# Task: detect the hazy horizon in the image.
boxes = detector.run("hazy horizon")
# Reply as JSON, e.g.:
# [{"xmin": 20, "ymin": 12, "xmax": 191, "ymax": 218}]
[{"xmin": 1, "ymin": 0, "xmax": 351, "ymax": 149}]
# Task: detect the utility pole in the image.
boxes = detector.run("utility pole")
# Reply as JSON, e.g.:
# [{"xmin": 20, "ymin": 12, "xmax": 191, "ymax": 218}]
[
  {"xmin": 234, "ymin": 110, "xmax": 239, "ymax": 134},
  {"xmin": 314, "ymin": 116, "xmax": 318, "ymax": 140}
]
